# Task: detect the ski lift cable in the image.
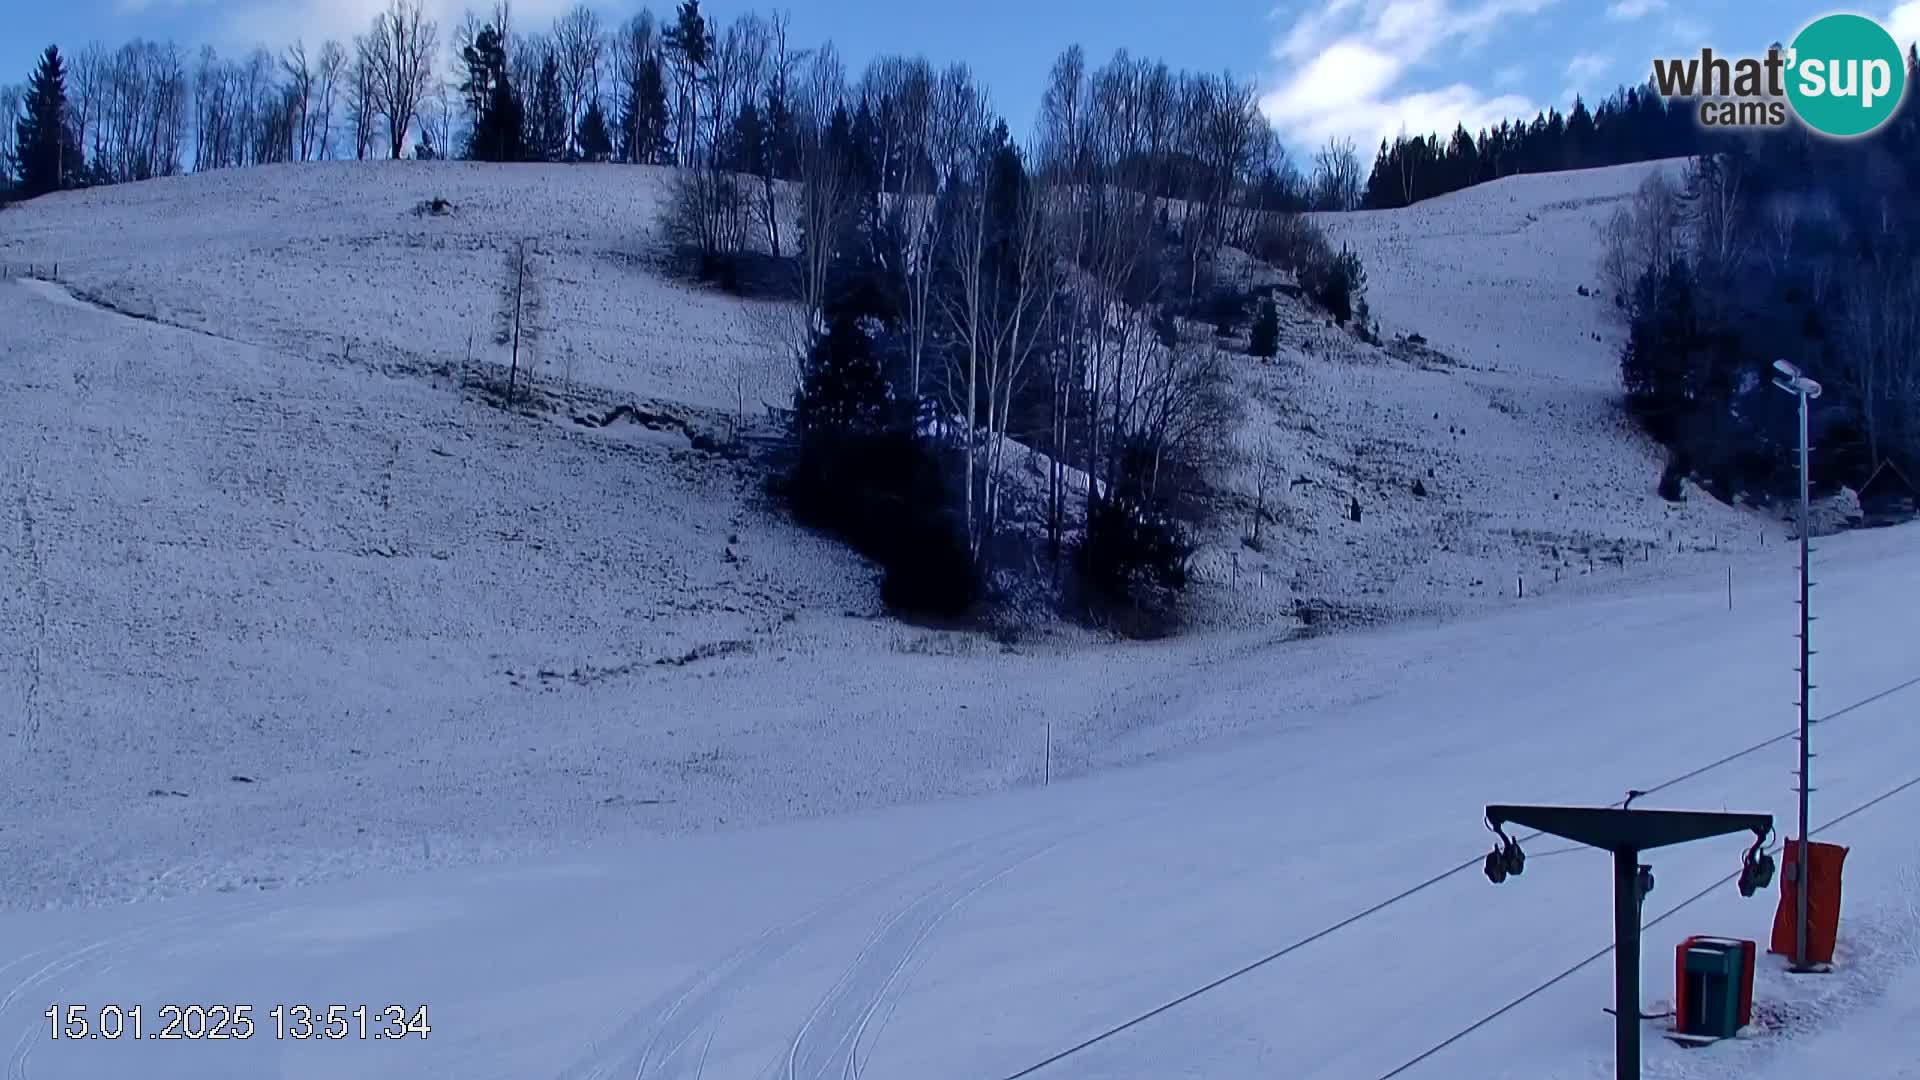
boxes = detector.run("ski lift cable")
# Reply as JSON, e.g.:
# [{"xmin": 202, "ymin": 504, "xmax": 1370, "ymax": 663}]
[
  {"xmin": 997, "ymin": 673, "xmax": 1920, "ymax": 1080},
  {"xmin": 1376, "ymin": 769, "xmax": 1920, "ymax": 1080}
]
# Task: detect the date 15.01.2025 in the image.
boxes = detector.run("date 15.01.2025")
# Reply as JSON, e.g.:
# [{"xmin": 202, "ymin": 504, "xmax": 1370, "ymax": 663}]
[{"xmin": 45, "ymin": 1003, "xmax": 432, "ymax": 1041}]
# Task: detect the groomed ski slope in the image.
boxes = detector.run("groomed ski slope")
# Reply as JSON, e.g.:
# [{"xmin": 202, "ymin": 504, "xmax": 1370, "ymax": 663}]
[{"xmin": 0, "ymin": 523, "xmax": 1915, "ymax": 1079}]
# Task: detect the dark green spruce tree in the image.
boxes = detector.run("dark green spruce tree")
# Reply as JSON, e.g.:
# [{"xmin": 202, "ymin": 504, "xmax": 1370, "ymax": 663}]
[
  {"xmin": 525, "ymin": 52, "xmax": 569, "ymax": 162},
  {"xmin": 16, "ymin": 46, "xmax": 79, "ymax": 199},
  {"xmin": 461, "ymin": 25, "xmax": 524, "ymax": 163},
  {"xmin": 1249, "ymin": 298, "xmax": 1280, "ymax": 359},
  {"xmin": 618, "ymin": 52, "xmax": 671, "ymax": 164},
  {"xmin": 576, "ymin": 100, "xmax": 613, "ymax": 162}
]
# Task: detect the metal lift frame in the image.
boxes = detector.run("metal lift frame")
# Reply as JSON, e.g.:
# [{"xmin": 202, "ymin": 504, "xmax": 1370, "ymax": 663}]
[{"xmin": 1485, "ymin": 804, "xmax": 1773, "ymax": 1080}]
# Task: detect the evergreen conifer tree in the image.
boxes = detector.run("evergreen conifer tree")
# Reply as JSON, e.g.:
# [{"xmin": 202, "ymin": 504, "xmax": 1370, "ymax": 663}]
[
  {"xmin": 577, "ymin": 100, "xmax": 613, "ymax": 162},
  {"xmin": 526, "ymin": 53, "xmax": 568, "ymax": 162},
  {"xmin": 1249, "ymin": 297, "xmax": 1280, "ymax": 359},
  {"xmin": 16, "ymin": 46, "xmax": 77, "ymax": 199},
  {"xmin": 618, "ymin": 54, "xmax": 671, "ymax": 164},
  {"xmin": 462, "ymin": 25, "xmax": 526, "ymax": 163}
]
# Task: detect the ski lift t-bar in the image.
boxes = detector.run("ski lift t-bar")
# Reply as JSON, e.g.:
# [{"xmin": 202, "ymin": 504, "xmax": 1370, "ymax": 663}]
[{"xmin": 1482, "ymin": 803, "xmax": 1772, "ymax": 1080}]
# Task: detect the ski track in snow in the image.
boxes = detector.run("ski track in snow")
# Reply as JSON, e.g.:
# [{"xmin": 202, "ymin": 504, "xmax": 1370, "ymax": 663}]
[
  {"xmin": 553, "ymin": 837, "xmax": 982, "ymax": 1080},
  {"xmin": 576, "ymin": 765, "xmax": 1274, "ymax": 1080},
  {"xmin": 770, "ymin": 829, "xmax": 1068, "ymax": 1080},
  {"xmin": 0, "ymin": 892, "xmax": 288, "ymax": 1080}
]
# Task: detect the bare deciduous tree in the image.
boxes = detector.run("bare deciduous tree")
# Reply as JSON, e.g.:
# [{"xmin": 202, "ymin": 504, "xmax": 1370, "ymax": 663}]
[
  {"xmin": 0, "ymin": 83, "xmax": 25, "ymax": 187},
  {"xmin": 1311, "ymin": 136, "xmax": 1363, "ymax": 212},
  {"xmin": 361, "ymin": 0, "xmax": 440, "ymax": 160},
  {"xmin": 883, "ymin": 57, "xmax": 953, "ymax": 402},
  {"xmin": 712, "ymin": 12, "xmax": 769, "ymax": 151},
  {"xmin": 937, "ymin": 96, "xmax": 1064, "ymax": 562},
  {"xmin": 553, "ymin": 4, "xmax": 605, "ymax": 157},
  {"xmin": 797, "ymin": 40, "xmax": 845, "ymax": 137},
  {"xmin": 313, "ymin": 40, "xmax": 347, "ymax": 161},
  {"xmin": 1685, "ymin": 154, "xmax": 1745, "ymax": 298},
  {"xmin": 282, "ymin": 42, "xmax": 315, "ymax": 161},
  {"xmin": 936, "ymin": 86, "xmax": 996, "ymax": 551},
  {"xmin": 661, "ymin": 164, "xmax": 750, "ymax": 267},
  {"xmin": 749, "ymin": 9, "xmax": 807, "ymax": 257},
  {"xmin": 70, "ymin": 44, "xmax": 109, "ymax": 166},
  {"xmin": 417, "ymin": 79, "xmax": 457, "ymax": 158},
  {"xmin": 92, "ymin": 40, "xmax": 189, "ymax": 182},
  {"xmin": 1599, "ymin": 167, "xmax": 1683, "ymax": 300},
  {"xmin": 794, "ymin": 123, "xmax": 854, "ymax": 325},
  {"xmin": 978, "ymin": 177, "xmax": 1062, "ymax": 550},
  {"xmin": 1035, "ymin": 46, "xmax": 1092, "ymax": 556},
  {"xmin": 495, "ymin": 238, "xmax": 545, "ymax": 402},
  {"xmin": 1247, "ymin": 428, "xmax": 1283, "ymax": 549},
  {"xmin": 510, "ymin": 32, "xmax": 548, "ymax": 109},
  {"xmin": 1836, "ymin": 259, "xmax": 1920, "ymax": 471},
  {"xmin": 1175, "ymin": 70, "xmax": 1263, "ymax": 302},
  {"xmin": 348, "ymin": 39, "xmax": 380, "ymax": 160}
]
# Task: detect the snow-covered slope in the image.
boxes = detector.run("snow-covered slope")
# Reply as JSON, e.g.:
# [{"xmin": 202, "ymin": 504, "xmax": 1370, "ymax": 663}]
[
  {"xmin": 1316, "ymin": 159, "xmax": 1688, "ymax": 386},
  {"xmin": 3, "ymin": 154, "xmax": 1916, "ymax": 1080},
  {"xmin": 1219, "ymin": 158, "xmax": 1768, "ymax": 624},
  {"xmin": 0, "ymin": 162, "xmax": 790, "ymax": 414},
  {"xmin": 0, "ymin": 523, "xmax": 1913, "ymax": 1080},
  {"xmin": 0, "ymin": 153, "xmax": 1842, "ymax": 904},
  {"xmin": 4, "ymin": 159, "xmax": 1776, "ymax": 640}
]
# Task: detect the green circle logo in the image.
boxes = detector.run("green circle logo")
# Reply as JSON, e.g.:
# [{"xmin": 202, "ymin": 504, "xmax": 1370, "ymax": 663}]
[{"xmin": 1787, "ymin": 14, "xmax": 1907, "ymax": 137}]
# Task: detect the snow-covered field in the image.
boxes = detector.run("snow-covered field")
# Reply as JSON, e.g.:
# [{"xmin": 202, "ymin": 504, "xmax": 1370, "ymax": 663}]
[
  {"xmin": 2, "ymin": 157, "xmax": 1916, "ymax": 1078},
  {"xmin": 0, "ymin": 523, "xmax": 1914, "ymax": 1079}
]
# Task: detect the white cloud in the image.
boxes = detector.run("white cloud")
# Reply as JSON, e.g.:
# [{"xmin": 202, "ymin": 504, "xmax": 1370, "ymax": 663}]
[
  {"xmin": 1670, "ymin": 16, "xmax": 1709, "ymax": 42},
  {"xmin": 1493, "ymin": 63, "xmax": 1527, "ymax": 87},
  {"xmin": 1890, "ymin": 2, "xmax": 1920, "ymax": 50},
  {"xmin": 1560, "ymin": 53, "xmax": 1611, "ymax": 106},
  {"xmin": 1564, "ymin": 53, "xmax": 1610, "ymax": 83},
  {"xmin": 1605, "ymin": 0, "xmax": 1666, "ymax": 20},
  {"xmin": 1261, "ymin": 0, "xmax": 1553, "ymax": 150},
  {"xmin": 116, "ymin": 0, "xmax": 217, "ymax": 14}
]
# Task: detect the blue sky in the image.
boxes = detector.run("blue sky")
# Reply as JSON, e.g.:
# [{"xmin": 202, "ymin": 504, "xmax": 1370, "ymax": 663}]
[{"xmin": 7, "ymin": 0, "xmax": 1919, "ymax": 159}]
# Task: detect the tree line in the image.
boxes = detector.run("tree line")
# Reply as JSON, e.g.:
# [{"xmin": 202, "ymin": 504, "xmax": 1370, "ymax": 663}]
[
  {"xmin": 1, "ymin": 0, "xmax": 1383, "ymax": 212},
  {"xmin": 1359, "ymin": 45, "xmax": 1920, "ymax": 214},
  {"xmin": 1, "ymin": 4, "xmax": 452, "ymax": 198},
  {"xmin": 1605, "ymin": 45, "xmax": 1920, "ymax": 508},
  {"xmin": 1359, "ymin": 82, "xmax": 1717, "ymax": 210}
]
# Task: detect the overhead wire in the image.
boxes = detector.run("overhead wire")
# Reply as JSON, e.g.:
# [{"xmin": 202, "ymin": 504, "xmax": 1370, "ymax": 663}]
[
  {"xmin": 997, "ymin": 673, "xmax": 1920, "ymax": 1079},
  {"xmin": 1375, "ymin": 768, "xmax": 1920, "ymax": 1079}
]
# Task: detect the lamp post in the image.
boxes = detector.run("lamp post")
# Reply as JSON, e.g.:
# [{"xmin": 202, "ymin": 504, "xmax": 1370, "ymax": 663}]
[{"xmin": 1771, "ymin": 360, "xmax": 1821, "ymax": 973}]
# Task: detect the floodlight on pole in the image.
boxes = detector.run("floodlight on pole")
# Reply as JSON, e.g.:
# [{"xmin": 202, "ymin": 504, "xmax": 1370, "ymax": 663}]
[
  {"xmin": 1771, "ymin": 358, "xmax": 1819, "ymax": 974},
  {"xmin": 1772, "ymin": 360, "xmax": 1823, "ymax": 400}
]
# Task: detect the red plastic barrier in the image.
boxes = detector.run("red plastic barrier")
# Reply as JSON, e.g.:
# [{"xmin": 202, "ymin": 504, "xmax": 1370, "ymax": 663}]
[{"xmin": 1770, "ymin": 840, "xmax": 1848, "ymax": 965}]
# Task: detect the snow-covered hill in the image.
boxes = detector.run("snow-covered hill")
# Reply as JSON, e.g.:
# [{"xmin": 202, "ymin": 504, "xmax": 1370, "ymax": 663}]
[
  {"xmin": 2, "ymin": 157, "xmax": 1916, "ymax": 1080},
  {"xmin": 3, "ymin": 158, "xmax": 1779, "ymax": 638},
  {"xmin": 0, "ymin": 162, "xmax": 788, "ymax": 413},
  {"xmin": 0, "ymin": 157, "xmax": 1811, "ymax": 910}
]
